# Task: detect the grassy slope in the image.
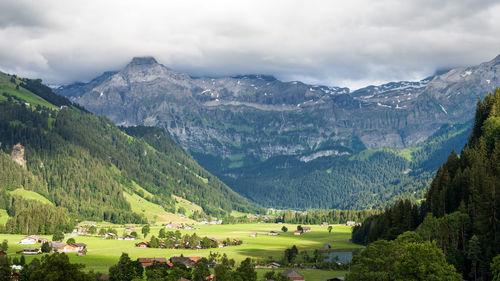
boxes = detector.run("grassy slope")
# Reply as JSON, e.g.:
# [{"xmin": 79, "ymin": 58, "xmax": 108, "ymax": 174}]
[
  {"xmin": 173, "ymin": 195, "xmax": 203, "ymax": 217},
  {"xmin": 0, "ymin": 72, "xmax": 56, "ymax": 109},
  {"xmin": 10, "ymin": 188, "xmax": 53, "ymax": 205},
  {"xmin": 0, "ymin": 223, "xmax": 360, "ymax": 274},
  {"xmin": 121, "ymin": 176, "xmax": 203, "ymax": 223},
  {"xmin": 0, "ymin": 188, "xmax": 54, "ymax": 226},
  {"xmin": 123, "ymin": 192, "xmax": 194, "ymax": 224}
]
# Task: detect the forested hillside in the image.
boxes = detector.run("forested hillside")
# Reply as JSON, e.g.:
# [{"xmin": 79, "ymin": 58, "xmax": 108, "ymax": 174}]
[
  {"xmin": 351, "ymin": 88, "xmax": 500, "ymax": 280},
  {"xmin": 0, "ymin": 71, "xmax": 260, "ymax": 233},
  {"xmin": 195, "ymin": 119, "xmax": 471, "ymax": 209},
  {"xmin": 57, "ymin": 55, "xmax": 499, "ymax": 210}
]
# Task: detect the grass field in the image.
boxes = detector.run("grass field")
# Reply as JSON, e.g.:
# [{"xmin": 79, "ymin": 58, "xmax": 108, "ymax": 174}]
[
  {"xmin": 124, "ymin": 192, "xmax": 194, "ymax": 224},
  {"xmin": 256, "ymin": 269, "xmax": 347, "ymax": 280},
  {"xmin": 0, "ymin": 223, "xmax": 360, "ymax": 278},
  {"xmin": 173, "ymin": 195, "xmax": 203, "ymax": 217},
  {"xmin": 0, "ymin": 72, "xmax": 56, "ymax": 109},
  {"xmin": 10, "ymin": 188, "xmax": 53, "ymax": 205}
]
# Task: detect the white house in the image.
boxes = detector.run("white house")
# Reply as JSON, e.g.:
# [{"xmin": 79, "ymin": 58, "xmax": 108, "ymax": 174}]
[
  {"xmin": 22, "ymin": 248, "xmax": 40, "ymax": 255},
  {"xmin": 119, "ymin": 235, "xmax": 135, "ymax": 241},
  {"xmin": 19, "ymin": 237, "xmax": 37, "ymax": 245},
  {"xmin": 103, "ymin": 233, "xmax": 117, "ymax": 239}
]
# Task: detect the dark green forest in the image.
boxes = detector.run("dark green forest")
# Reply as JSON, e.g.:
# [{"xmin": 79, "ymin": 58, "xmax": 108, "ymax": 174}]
[
  {"xmin": 275, "ymin": 209, "xmax": 379, "ymax": 225},
  {"xmin": 351, "ymin": 88, "xmax": 500, "ymax": 280},
  {"xmin": 0, "ymin": 72, "xmax": 260, "ymax": 233},
  {"xmin": 193, "ymin": 119, "xmax": 470, "ymax": 210}
]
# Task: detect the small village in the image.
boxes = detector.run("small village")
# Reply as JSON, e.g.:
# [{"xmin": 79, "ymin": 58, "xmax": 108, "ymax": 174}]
[{"xmin": 0, "ymin": 220, "xmax": 358, "ymax": 281}]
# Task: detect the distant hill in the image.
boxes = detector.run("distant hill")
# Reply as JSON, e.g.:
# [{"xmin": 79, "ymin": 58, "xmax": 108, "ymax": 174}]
[
  {"xmin": 55, "ymin": 55, "xmax": 499, "ymax": 209},
  {"xmin": 0, "ymin": 71, "xmax": 259, "ymax": 233}
]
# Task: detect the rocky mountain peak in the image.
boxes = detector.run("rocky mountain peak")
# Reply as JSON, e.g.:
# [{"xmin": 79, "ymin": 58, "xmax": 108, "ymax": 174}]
[
  {"xmin": 493, "ymin": 54, "xmax": 500, "ymax": 63},
  {"xmin": 128, "ymin": 56, "xmax": 158, "ymax": 66},
  {"xmin": 57, "ymin": 54, "xmax": 500, "ymax": 156}
]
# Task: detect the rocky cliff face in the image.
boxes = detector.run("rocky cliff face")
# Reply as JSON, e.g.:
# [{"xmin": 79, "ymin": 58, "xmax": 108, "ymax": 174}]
[
  {"xmin": 56, "ymin": 55, "xmax": 500, "ymax": 160},
  {"xmin": 11, "ymin": 143, "xmax": 26, "ymax": 167}
]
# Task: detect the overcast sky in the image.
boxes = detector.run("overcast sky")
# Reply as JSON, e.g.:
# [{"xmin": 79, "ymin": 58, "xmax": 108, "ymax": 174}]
[{"xmin": 0, "ymin": 0, "xmax": 499, "ymax": 89}]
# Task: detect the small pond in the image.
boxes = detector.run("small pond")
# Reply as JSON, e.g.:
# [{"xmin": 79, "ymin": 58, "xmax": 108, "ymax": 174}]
[{"xmin": 325, "ymin": 251, "xmax": 353, "ymax": 264}]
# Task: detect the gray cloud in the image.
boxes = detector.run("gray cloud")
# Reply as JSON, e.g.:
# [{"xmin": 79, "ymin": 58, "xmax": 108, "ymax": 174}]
[{"xmin": 0, "ymin": 0, "xmax": 499, "ymax": 89}]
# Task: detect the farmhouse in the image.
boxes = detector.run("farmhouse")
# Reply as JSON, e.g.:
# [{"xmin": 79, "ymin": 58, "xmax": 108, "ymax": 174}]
[
  {"xmin": 268, "ymin": 231, "xmax": 280, "ymax": 236},
  {"xmin": 165, "ymin": 223, "xmax": 181, "ymax": 229},
  {"xmin": 49, "ymin": 241, "xmax": 66, "ymax": 252},
  {"xmin": 302, "ymin": 227, "xmax": 311, "ymax": 232},
  {"xmin": 249, "ymin": 232, "xmax": 257, "ymax": 237},
  {"xmin": 119, "ymin": 235, "xmax": 135, "ymax": 240},
  {"xmin": 103, "ymin": 233, "xmax": 117, "ymax": 239},
  {"xmin": 58, "ymin": 244, "xmax": 79, "ymax": 253},
  {"xmin": 137, "ymin": 258, "xmax": 167, "ymax": 267},
  {"xmin": 72, "ymin": 243, "xmax": 87, "ymax": 251},
  {"xmin": 256, "ymin": 262, "xmax": 280, "ymax": 269},
  {"xmin": 19, "ymin": 237, "xmax": 37, "ymax": 245},
  {"xmin": 78, "ymin": 250, "xmax": 86, "ymax": 256},
  {"xmin": 30, "ymin": 235, "xmax": 48, "ymax": 243},
  {"xmin": 136, "ymin": 242, "xmax": 150, "ymax": 248},
  {"xmin": 74, "ymin": 226, "xmax": 89, "ymax": 234},
  {"xmin": 170, "ymin": 256, "xmax": 200, "ymax": 268},
  {"xmin": 282, "ymin": 269, "xmax": 306, "ymax": 281},
  {"xmin": 294, "ymin": 230, "xmax": 303, "ymax": 236},
  {"xmin": 125, "ymin": 225, "xmax": 136, "ymax": 232},
  {"xmin": 23, "ymin": 248, "xmax": 40, "ymax": 255},
  {"xmin": 188, "ymin": 257, "xmax": 201, "ymax": 263},
  {"xmin": 345, "ymin": 221, "xmax": 356, "ymax": 226}
]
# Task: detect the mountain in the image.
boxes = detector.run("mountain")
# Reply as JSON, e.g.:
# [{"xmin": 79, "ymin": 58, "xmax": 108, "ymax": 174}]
[
  {"xmin": 0, "ymin": 71, "xmax": 259, "ymax": 233},
  {"xmin": 56, "ymin": 55, "xmax": 500, "ymax": 209}
]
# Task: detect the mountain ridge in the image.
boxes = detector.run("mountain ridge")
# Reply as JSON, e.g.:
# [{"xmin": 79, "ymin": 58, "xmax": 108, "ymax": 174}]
[
  {"xmin": 57, "ymin": 54, "xmax": 499, "ymax": 153},
  {"xmin": 55, "ymin": 55, "xmax": 499, "ymax": 209}
]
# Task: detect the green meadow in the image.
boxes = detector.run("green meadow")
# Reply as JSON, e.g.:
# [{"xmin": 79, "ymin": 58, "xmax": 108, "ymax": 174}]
[
  {"xmin": 255, "ymin": 269, "xmax": 347, "ymax": 280},
  {"xmin": 0, "ymin": 223, "xmax": 359, "ymax": 276},
  {"xmin": 10, "ymin": 188, "xmax": 53, "ymax": 205},
  {"xmin": 0, "ymin": 72, "xmax": 57, "ymax": 109}
]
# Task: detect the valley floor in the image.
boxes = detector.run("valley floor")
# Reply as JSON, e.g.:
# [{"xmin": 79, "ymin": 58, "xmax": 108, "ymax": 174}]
[{"xmin": 0, "ymin": 223, "xmax": 359, "ymax": 278}]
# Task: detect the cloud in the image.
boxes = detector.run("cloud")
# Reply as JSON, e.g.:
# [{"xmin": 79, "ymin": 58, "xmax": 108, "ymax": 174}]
[{"xmin": 0, "ymin": 0, "xmax": 499, "ymax": 89}]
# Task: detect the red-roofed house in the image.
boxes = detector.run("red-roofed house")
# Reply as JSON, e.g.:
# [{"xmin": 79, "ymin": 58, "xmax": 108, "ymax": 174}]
[
  {"xmin": 136, "ymin": 242, "xmax": 150, "ymax": 248},
  {"xmin": 137, "ymin": 258, "xmax": 167, "ymax": 267}
]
